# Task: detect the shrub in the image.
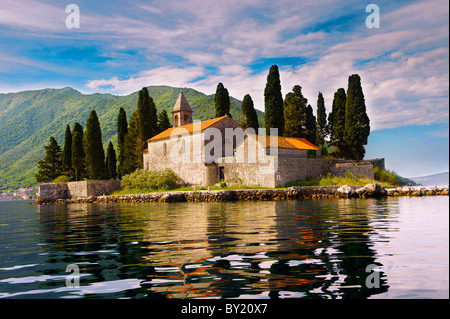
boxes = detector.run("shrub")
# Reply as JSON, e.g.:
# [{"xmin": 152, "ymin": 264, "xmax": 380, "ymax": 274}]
[
  {"xmin": 374, "ymin": 167, "xmax": 400, "ymax": 185},
  {"xmin": 53, "ymin": 175, "xmax": 71, "ymax": 183},
  {"xmin": 121, "ymin": 169, "xmax": 181, "ymax": 191}
]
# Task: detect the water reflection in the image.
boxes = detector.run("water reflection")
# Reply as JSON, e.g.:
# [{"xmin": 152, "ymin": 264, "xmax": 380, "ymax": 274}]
[{"xmin": 32, "ymin": 199, "xmax": 395, "ymax": 299}]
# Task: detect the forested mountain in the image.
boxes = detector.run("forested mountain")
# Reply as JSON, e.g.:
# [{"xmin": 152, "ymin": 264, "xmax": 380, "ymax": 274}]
[{"xmin": 0, "ymin": 86, "xmax": 264, "ymax": 190}]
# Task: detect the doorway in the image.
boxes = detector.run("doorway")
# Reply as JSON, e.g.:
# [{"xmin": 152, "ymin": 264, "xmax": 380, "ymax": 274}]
[{"xmin": 219, "ymin": 166, "xmax": 224, "ymax": 181}]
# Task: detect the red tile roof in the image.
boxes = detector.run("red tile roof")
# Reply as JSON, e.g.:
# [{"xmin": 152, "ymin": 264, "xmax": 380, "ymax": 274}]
[
  {"xmin": 148, "ymin": 115, "xmax": 241, "ymax": 142},
  {"xmin": 257, "ymin": 135, "xmax": 320, "ymax": 150}
]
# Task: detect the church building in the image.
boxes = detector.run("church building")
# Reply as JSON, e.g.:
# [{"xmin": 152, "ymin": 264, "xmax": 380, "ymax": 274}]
[{"xmin": 142, "ymin": 90, "xmax": 376, "ymax": 188}]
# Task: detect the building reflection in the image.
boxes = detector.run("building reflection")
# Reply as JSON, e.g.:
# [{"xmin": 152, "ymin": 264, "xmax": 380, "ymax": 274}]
[{"xmin": 37, "ymin": 198, "xmax": 390, "ymax": 299}]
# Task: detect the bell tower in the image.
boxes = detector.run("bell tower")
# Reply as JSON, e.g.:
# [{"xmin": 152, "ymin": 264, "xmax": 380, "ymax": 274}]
[{"xmin": 172, "ymin": 90, "xmax": 193, "ymax": 127}]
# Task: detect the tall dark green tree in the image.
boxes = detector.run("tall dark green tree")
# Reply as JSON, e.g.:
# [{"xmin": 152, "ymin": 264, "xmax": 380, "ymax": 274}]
[
  {"xmin": 328, "ymin": 88, "xmax": 347, "ymax": 157},
  {"xmin": 315, "ymin": 92, "xmax": 328, "ymax": 147},
  {"xmin": 35, "ymin": 136, "xmax": 62, "ymax": 183},
  {"xmin": 105, "ymin": 141, "xmax": 117, "ymax": 180},
  {"xmin": 241, "ymin": 94, "xmax": 259, "ymax": 132},
  {"xmin": 157, "ymin": 110, "xmax": 171, "ymax": 133},
  {"xmin": 305, "ymin": 104, "xmax": 317, "ymax": 144},
  {"xmin": 71, "ymin": 122, "xmax": 85, "ymax": 181},
  {"xmin": 264, "ymin": 65, "xmax": 284, "ymax": 136},
  {"xmin": 117, "ymin": 107, "xmax": 128, "ymax": 179},
  {"xmin": 138, "ymin": 87, "xmax": 158, "ymax": 147},
  {"xmin": 283, "ymin": 85, "xmax": 307, "ymax": 138},
  {"xmin": 62, "ymin": 124, "xmax": 72, "ymax": 176},
  {"xmin": 344, "ymin": 74, "xmax": 370, "ymax": 160},
  {"xmin": 214, "ymin": 83, "xmax": 231, "ymax": 118},
  {"xmin": 122, "ymin": 111, "xmax": 142, "ymax": 175},
  {"xmin": 84, "ymin": 110, "xmax": 105, "ymax": 180}
]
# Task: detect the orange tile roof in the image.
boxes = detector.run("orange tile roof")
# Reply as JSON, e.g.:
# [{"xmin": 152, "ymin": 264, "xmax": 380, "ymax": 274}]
[
  {"xmin": 260, "ymin": 135, "xmax": 320, "ymax": 150},
  {"xmin": 148, "ymin": 115, "xmax": 237, "ymax": 142}
]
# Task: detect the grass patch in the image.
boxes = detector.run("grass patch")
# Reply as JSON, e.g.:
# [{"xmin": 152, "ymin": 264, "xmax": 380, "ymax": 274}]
[
  {"xmin": 284, "ymin": 172, "xmax": 393, "ymax": 188},
  {"xmin": 119, "ymin": 168, "xmax": 181, "ymax": 193},
  {"xmin": 111, "ymin": 184, "xmax": 269, "ymax": 195},
  {"xmin": 112, "ymin": 169, "xmax": 269, "ymax": 195}
]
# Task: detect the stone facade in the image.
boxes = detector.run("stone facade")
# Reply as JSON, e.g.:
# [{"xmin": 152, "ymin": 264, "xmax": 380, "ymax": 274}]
[
  {"xmin": 143, "ymin": 115, "xmax": 245, "ymax": 186},
  {"xmin": 216, "ymin": 134, "xmax": 377, "ymax": 188},
  {"xmin": 38, "ymin": 180, "xmax": 121, "ymax": 202}
]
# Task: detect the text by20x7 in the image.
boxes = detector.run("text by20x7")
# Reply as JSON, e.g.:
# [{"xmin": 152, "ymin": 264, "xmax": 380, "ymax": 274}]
[{"xmin": 181, "ymin": 303, "xmax": 268, "ymax": 316}]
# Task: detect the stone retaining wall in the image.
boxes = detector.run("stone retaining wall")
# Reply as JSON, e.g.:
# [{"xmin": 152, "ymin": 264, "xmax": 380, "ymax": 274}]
[
  {"xmin": 35, "ymin": 184, "xmax": 448, "ymax": 204},
  {"xmin": 38, "ymin": 180, "xmax": 121, "ymax": 202},
  {"xmin": 330, "ymin": 162, "xmax": 374, "ymax": 179}
]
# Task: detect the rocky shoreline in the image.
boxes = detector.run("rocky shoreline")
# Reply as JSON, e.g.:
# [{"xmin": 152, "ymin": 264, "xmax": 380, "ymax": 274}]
[{"xmin": 33, "ymin": 184, "xmax": 449, "ymax": 204}]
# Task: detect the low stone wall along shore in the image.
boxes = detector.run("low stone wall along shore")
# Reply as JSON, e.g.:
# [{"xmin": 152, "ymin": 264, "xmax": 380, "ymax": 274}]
[{"xmin": 34, "ymin": 184, "xmax": 449, "ymax": 204}]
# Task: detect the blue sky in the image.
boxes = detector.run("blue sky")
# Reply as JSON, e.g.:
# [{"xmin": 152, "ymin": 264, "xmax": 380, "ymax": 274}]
[{"xmin": 0, "ymin": 0, "xmax": 448, "ymax": 177}]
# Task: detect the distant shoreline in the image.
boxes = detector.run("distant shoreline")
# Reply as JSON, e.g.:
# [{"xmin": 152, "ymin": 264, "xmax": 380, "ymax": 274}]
[{"xmin": 32, "ymin": 184, "xmax": 449, "ymax": 205}]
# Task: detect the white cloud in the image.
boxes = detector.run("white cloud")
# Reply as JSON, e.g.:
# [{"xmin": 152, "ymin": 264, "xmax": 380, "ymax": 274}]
[
  {"xmin": 86, "ymin": 66, "xmax": 205, "ymax": 95},
  {"xmin": 1, "ymin": 0, "xmax": 448, "ymax": 131},
  {"xmin": 0, "ymin": 0, "xmax": 64, "ymax": 31}
]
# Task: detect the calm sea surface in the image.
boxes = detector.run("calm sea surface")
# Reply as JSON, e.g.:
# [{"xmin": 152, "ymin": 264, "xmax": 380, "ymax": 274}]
[{"xmin": 0, "ymin": 197, "xmax": 448, "ymax": 299}]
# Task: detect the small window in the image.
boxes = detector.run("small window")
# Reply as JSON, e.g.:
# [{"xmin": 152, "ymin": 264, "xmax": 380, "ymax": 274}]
[
  {"xmin": 163, "ymin": 143, "xmax": 167, "ymax": 156},
  {"xmin": 276, "ymin": 171, "xmax": 281, "ymax": 181}
]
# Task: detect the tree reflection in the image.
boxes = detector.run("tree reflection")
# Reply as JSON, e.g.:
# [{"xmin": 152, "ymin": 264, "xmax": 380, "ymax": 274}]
[{"xmin": 36, "ymin": 198, "xmax": 391, "ymax": 299}]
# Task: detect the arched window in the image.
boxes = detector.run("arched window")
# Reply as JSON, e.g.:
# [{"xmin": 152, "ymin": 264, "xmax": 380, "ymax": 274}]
[
  {"xmin": 174, "ymin": 114, "xmax": 179, "ymax": 127},
  {"xmin": 163, "ymin": 142, "xmax": 167, "ymax": 156}
]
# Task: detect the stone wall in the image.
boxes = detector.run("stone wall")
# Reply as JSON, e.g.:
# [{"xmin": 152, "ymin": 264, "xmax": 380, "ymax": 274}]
[
  {"xmin": 274, "ymin": 159, "xmax": 375, "ymax": 186},
  {"xmin": 218, "ymin": 135, "xmax": 382, "ymax": 188},
  {"xmin": 218, "ymin": 138, "xmax": 277, "ymax": 188},
  {"xmin": 38, "ymin": 180, "xmax": 121, "ymax": 202},
  {"xmin": 330, "ymin": 162, "xmax": 374, "ymax": 180},
  {"xmin": 274, "ymin": 158, "xmax": 333, "ymax": 187},
  {"xmin": 362, "ymin": 158, "xmax": 385, "ymax": 170},
  {"xmin": 220, "ymin": 160, "xmax": 276, "ymax": 188},
  {"xmin": 38, "ymin": 183, "xmax": 70, "ymax": 202}
]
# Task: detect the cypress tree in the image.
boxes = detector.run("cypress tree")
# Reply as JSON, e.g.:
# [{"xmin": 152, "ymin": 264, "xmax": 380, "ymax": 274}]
[
  {"xmin": 84, "ymin": 110, "xmax": 105, "ymax": 180},
  {"xmin": 122, "ymin": 111, "xmax": 142, "ymax": 175},
  {"xmin": 157, "ymin": 110, "xmax": 171, "ymax": 133},
  {"xmin": 138, "ymin": 87, "xmax": 158, "ymax": 147},
  {"xmin": 214, "ymin": 83, "xmax": 231, "ymax": 118},
  {"xmin": 62, "ymin": 124, "xmax": 72, "ymax": 177},
  {"xmin": 105, "ymin": 141, "xmax": 117, "ymax": 180},
  {"xmin": 344, "ymin": 74, "xmax": 370, "ymax": 160},
  {"xmin": 264, "ymin": 65, "xmax": 284, "ymax": 136},
  {"xmin": 315, "ymin": 92, "xmax": 327, "ymax": 147},
  {"xmin": 283, "ymin": 85, "xmax": 307, "ymax": 138},
  {"xmin": 328, "ymin": 88, "xmax": 347, "ymax": 157},
  {"xmin": 241, "ymin": 94, "xmax": 259, "ymax": 132},
  {"xmin": 117, "ymin": 107, "xmax": 128, "ymax": 179},
  {"xmin": 35, "ymin": 136, "xmax": 63, "ymax": 183},
  {"xmin": 71, "ymin": 122, "xmax": 85, "ymax": 181},
  {"xmin": 148, "ymin": 93, "xmax": 158, "ymax": 137},
  {"xmin": 305, "ymin": 104, "xmax": 317, "ymax": 144}
]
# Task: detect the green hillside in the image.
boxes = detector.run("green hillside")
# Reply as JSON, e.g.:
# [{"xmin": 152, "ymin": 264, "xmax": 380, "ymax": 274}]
[{"xmin": 0, "ymin": 86, "xmax": 264, "ymax": 190}]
